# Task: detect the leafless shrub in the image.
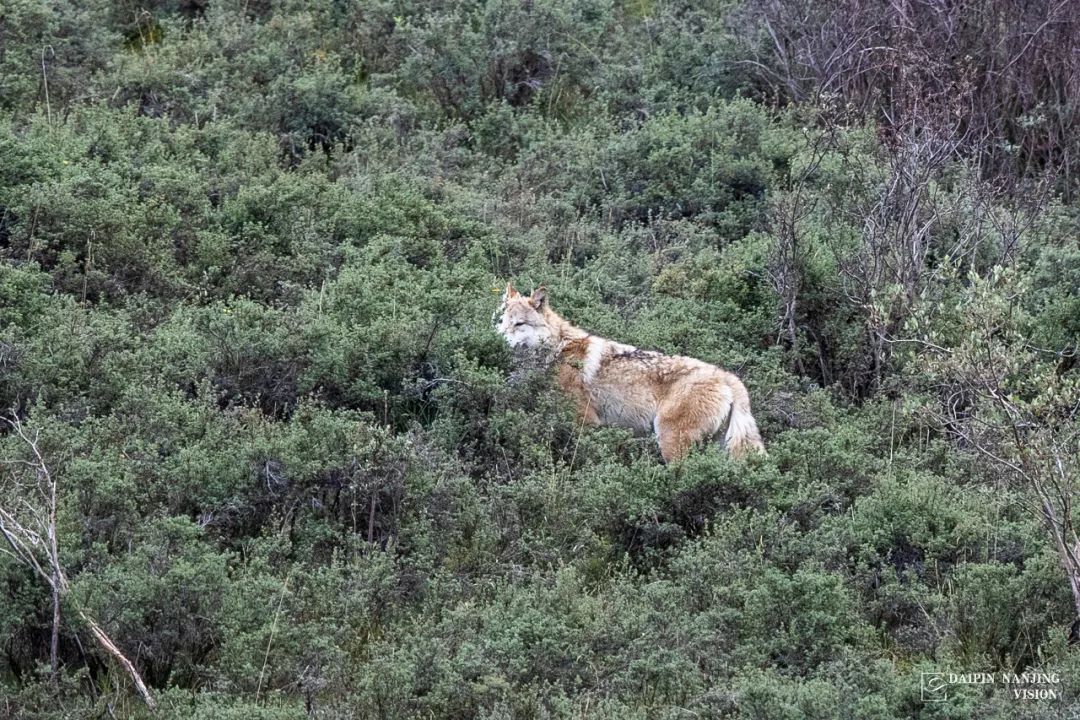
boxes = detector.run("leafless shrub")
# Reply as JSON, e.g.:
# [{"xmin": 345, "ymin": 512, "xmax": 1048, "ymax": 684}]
[
  {"xmin": 734, "ymin": 0, "xmax": 1080, "ymax": 195},
  {"xmin": 914, "ymin": 298, "xmax": 1080, "ymax": 639}
]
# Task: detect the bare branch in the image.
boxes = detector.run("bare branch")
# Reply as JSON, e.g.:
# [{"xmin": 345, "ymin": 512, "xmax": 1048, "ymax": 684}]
[{"xmin": 0, "ymin": 413, "xmax": 157, "ymax": 709}]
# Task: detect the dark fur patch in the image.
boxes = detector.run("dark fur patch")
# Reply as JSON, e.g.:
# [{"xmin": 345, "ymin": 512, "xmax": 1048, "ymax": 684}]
[{"xmin": 611, "ymin": 348, "xmax": 660, "ymax": 362}]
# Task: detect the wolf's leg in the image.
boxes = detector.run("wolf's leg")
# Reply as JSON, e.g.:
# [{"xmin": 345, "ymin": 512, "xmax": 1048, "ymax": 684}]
[
  {"xmin": 655, "ymin": 406, "xmax": 708, "ymax": 462},
  {"xmin": 655, "ymin": 417, "xmax": 692, "ymax": 462},
  {"xmin": 577, "ymin": 396, "xmax": 600, "ymax": 425},
  {"xmin": 656, "ymin": 383, "xmax": 734, "ymax": 462}
]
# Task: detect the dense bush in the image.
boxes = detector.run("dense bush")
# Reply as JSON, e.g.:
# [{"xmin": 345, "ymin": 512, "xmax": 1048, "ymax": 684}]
[{"xmin": 1, "ymin": 1, "xmax": 1077, "ymax": 718}]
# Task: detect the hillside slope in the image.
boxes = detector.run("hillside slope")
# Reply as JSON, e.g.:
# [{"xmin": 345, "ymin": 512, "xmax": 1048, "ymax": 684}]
[{"xmin": 1, "ymin": 1, "xmax": 1078, "ymax": 718}]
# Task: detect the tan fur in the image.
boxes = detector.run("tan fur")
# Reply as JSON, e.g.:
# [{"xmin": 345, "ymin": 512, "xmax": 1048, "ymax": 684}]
[{"xmin": 495, "ymin": 284, "xmax": 765, "ymax": 462}]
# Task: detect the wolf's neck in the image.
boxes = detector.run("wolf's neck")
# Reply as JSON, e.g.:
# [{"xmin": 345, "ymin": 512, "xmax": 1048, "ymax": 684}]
[{"xmin": 545, "ymin": 310, "xmax": 590, "ymax": 347}]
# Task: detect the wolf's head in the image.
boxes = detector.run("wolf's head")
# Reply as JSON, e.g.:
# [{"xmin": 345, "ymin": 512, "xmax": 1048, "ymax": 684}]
[{"xmin": 493, "ymin": 283, "xmax": 553, "ymax": 349}]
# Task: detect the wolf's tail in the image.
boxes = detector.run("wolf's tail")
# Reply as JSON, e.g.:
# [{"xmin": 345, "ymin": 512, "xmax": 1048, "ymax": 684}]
[{"xmin": 724, "ymin": 394, "xmax": 765, "ymax": 459}]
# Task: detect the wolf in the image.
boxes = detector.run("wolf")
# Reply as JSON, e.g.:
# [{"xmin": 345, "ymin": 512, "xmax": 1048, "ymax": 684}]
[{"xmin": 494, "ymin": 284, "xmax": 765, "ymax": 461}]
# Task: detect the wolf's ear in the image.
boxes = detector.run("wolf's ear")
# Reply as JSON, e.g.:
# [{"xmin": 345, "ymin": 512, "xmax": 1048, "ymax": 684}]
[
  {"xmin": 503, "ymin": 282, "xmax": 520, "ymax": 300},
  {"xmin": 529, "ymin": 286, "xmax": 547, "ymax": 310}
]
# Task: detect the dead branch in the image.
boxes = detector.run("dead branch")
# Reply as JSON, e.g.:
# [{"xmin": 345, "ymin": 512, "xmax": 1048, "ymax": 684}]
[{"xmin": 0, "ymin": 414, "xmax": 157, "ymax": 710}]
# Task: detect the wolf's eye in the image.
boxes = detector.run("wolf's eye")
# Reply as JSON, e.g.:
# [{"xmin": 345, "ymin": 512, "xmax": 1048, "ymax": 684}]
[{"xmin": 514, "ymin": 321, "xmax": 527, "ymax": 328}]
